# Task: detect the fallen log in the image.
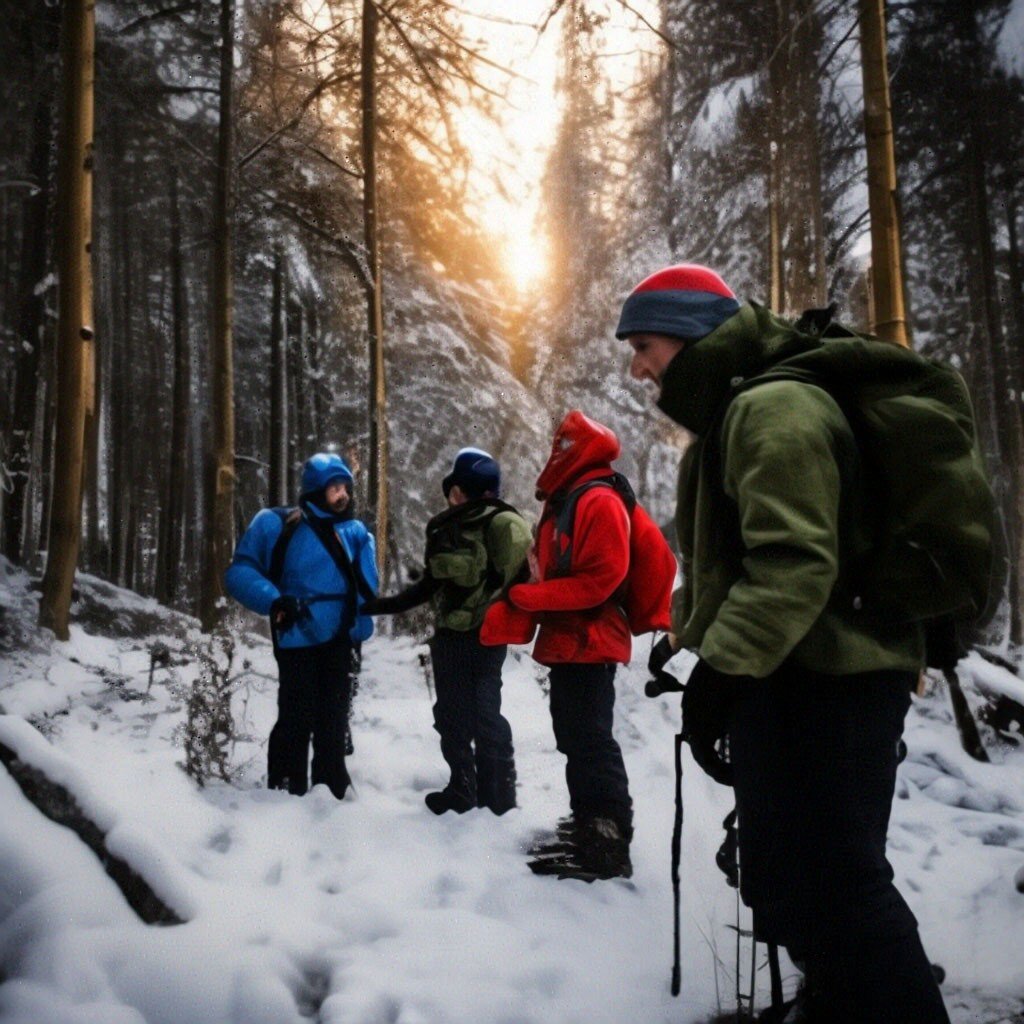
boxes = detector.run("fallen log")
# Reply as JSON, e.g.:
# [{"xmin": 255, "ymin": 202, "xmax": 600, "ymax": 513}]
[{"xmin": 0, "ymin": 739, "xmax": 184, "ymax": 925}]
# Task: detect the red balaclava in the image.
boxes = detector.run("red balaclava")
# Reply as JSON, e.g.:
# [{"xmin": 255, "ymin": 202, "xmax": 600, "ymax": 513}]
[{"xmin": 536, "ymin": 411, "xmax": 621, "ymax": 500}]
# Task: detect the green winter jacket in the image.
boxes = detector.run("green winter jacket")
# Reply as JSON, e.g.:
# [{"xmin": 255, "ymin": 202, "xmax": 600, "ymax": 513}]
[
  {"xmin": 661, "ymin": 302, "xmax": 925, "ymax": 679},
  {"xmin": 425, "ymin": 499, "xmax": 533, "ymax": 632}
]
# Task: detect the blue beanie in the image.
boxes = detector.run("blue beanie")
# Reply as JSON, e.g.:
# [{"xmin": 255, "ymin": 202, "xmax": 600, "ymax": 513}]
[
  {"xmin": 442, "ymin": 448, "xmax": 501, "ymax": 499},
  {"xmin": 301, "ymin": 452, "xmax": 353, "ymax": 496},
  {"xmin": 616, "ymin": 264, "xmax": 740, "ymax": 342}
]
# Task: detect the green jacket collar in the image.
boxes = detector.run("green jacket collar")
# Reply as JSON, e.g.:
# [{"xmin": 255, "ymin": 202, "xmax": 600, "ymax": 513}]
[
  {"xmin": 426, "ymin": 497, "xmax": 515, "ymax": 536},
  {"xmin": 656, "ymin": 302, "xmax": 813, "ymax": 435}
]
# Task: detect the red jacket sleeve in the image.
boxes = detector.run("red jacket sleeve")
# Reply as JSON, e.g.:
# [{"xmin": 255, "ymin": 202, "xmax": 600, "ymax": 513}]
[{"xmin": 509, "ymin": 489, "xmax": 630, "ymax": 613}]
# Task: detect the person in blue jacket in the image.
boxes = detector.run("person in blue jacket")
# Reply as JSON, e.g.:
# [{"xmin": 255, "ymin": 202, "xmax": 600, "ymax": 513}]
[{"xmin": 225, "ymin": 452, "xmax": 378, "ymax": 799}]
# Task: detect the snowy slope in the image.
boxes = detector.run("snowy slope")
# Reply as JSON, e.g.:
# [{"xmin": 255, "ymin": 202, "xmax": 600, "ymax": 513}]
[{"xmin": 1, "ymin": 558, "xmax": 1023, "ymax": 1024}]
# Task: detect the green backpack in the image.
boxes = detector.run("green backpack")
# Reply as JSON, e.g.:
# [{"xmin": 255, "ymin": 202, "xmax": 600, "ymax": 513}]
[{"xmin": 736, "ymin": 308, "xmax": 998, "ymax": 634}]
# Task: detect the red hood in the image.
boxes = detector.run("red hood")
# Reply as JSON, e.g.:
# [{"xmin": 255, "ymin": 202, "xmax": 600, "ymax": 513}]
[{"xmin": 536, "ymin": 411, "xmax": 621, "ymax": 499}]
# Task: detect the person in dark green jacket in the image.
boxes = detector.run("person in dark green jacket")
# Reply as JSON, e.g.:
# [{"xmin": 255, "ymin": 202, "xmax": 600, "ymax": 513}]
[
  {"xmin": 364, "ymin": 449, "xmax": 532, "ymax": 816},
  {"xmin": 619, "ymin": 265, "xmax": 950, "ymax": 1023}
]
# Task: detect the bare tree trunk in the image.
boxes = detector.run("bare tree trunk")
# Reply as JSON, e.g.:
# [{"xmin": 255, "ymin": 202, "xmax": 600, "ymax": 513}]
[
  {"xmin": 287, "ymin": 298, "xmax": 305, "ymax": 495},
  {"xmin": 1007, "ymin": 195, "xmax": 1024, "ymax": 394},
  {"xmin": 201, "ymin": 0, "xmax": 237, "ymax": 631},
  {"xmin": 293, "ymin": 299, "xmax": 313, "ymax": 466},
  {"xmin": 767, "ymin": 133, "xmax": 783, "ymax": 310},
  {"xmin": 967, "ymin": 130, "xmax": 1024, "ymax": 646},
  {"xmin": 26, "ymin": 340, "xmax": 56, "ymax": 571},
  {"xmin": 4, "ymin": 91, "xmax": 53, "ymax": 563},
  {"xmin": 766, "ymin": 0, "xmax": 825, "ymax": 314},
  {"xmin": 362, "ymin": 0, "xmax": 389, "ymax": 580},
  {"xmin": 268, "ymin": 246, "xmax": 288, "ymax": 507},
  {"xmin": 306, "ymin": 304, "xmax": 325, "ymax": 445},
  {"xmin": 107, "ymin": 122, "xmax": 131, "ymax": 586},
  {"xmin": 158, "ymin": 168, "xmax": 190, "ymax": 607},
  {"xmin": 39, "ymin": 0, "xmax": 95, "ymax": 640},
  {"xmin": 859, "ymin": 0, "xmax": 909, "ymax": 347}
]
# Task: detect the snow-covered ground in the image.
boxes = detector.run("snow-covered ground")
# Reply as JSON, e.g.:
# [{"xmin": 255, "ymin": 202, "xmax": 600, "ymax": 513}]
[{"xmin": 1, "ymin": 557, "xmax": 1022, "ymax": 1024}]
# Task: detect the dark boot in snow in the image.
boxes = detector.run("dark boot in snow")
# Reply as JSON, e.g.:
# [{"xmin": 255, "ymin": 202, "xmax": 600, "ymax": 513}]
[
  {"xmin": 529, "ymin": 817, "xmax": 632, "ymax": 881},
  {"xmin": 425, "ymin": 768, "xmax": 476, "ymax": 815},
  {"xmin": 424, "ymin": 789, "xmax": 475, "ymax": 815},
  {"xmin": 576, "ymin": 816, "xmax": 632, "ymax": 879},
  {"xmin": 477, "ymin": 757, "xmax": 518, "ymax": 815}
]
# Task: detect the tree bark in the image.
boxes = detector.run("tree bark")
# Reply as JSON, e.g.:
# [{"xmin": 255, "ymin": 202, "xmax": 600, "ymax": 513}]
[
  {"xmin": 859, "ymin": 0, "xmax": 909, "ymax": 346},
  {"xmin": 268, "ymin": 245, "xmax": 288, "ymax": 507},
  {"xmin": 201, "ymin": 0, "xmax": 237, "ymax": 631},
  {"xmin": 4, "ymin": 89, "xmax": 53, "ymax": 564},
  {"xmin": 966, "ymin": 127, "xmax": 1024, "ymax": 646},
  {"xmin": 39, "ymin": 0, "xmax": 96, "ymax": 640},
  {"xmin": 362, "ymin": 0, "xmax": 389, "ymax": 580},
  {"xmin": 158, "ymin": 168, "xmax": 190, "ymax": 607}
]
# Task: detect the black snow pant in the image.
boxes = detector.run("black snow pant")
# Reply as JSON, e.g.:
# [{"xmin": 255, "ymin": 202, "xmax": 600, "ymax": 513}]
[
  {"xmin": 430, "ymin": 628, "xmax": 516, "ymax": 812},
  {"xmin": 548, "ymin": 662, "xmax": 632, "ymax": 835},
  {"xmin": 729, "ymin": 663, "xmax": 950, "ymax": 1024},
  {"xmin": 269, "ymin": 638, "xmax": 353, "ymax": 800}
]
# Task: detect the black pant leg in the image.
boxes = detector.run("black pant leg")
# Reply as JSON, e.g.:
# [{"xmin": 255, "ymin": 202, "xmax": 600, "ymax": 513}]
[
  {"xmin": 430, "ymin": 630, "xmax": 477, "ymax": 801},
  {"xmin": 548, "ymin": 662, "xmax": 632, "ymax": 832},
  {"xmin": 730, "ymin": 665, "xmax": 948, "ymax": 1023},
  {"xmin": 270, "ymin": 646, "xmax": 318, "ymax": 795},
  {"xmin": 310, "ymin": 640, "xmax": 353, "ymax": 800},
  {"xmin": 470, "ymin": 638, "xmax": 516, "ymax": 812}
]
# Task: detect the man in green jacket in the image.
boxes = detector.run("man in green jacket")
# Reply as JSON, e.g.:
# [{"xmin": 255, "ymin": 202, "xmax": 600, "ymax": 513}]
[
  {"xmin": 618, "ymin": 265, "xmax": 949, "ymax": 1023},
  {"xmin": 364, "ymin": 449, "xmax": 532, "ymax": 816}
]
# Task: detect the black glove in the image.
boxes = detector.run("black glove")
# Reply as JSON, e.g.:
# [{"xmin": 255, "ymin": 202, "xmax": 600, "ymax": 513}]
[
  {"xmin": 682, "ymin": 659, "xmax": 741, "ymax": 787},
  {"xmin": 648, "ymin": 634, "xmax": 676, "ymax": 676},
  {"xmin": 270, "ymin": 595, "xmax": 309, "ymax": 632},
  {"xmin": 360, "ymin": 596, "xmax": 381, "ymax": 616}
]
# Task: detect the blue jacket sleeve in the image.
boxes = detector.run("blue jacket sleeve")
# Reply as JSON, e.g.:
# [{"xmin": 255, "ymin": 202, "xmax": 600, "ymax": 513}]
[
  {"xmin": 224, "ymin": 509, "xmax": 284, "ymax": 616},
  {"xmin": 350, "ymin": 525, "xmax": 379, "ymax": 643}
]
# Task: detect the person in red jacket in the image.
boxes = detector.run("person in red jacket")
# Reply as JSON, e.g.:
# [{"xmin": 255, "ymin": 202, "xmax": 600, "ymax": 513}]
[{"xmin": 483, "ymin": 411, "xmax": 640, "ymax": 879}]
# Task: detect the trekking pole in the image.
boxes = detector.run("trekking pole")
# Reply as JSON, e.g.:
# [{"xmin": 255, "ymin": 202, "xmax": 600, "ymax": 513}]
[
  {"xmin": 644, "ymin": 665, "xmax": 686, "ymax": 997},
  {"xmin": 671, "ymin": 728, "xmax": 684, "ymax": 996},
  {"xmin": 767, "ymin": 943, "xmax": 784, "ymax": 1013},
  {"xmin": 944, "ymin": 666, "xmax": 989, "ymax": 762}
]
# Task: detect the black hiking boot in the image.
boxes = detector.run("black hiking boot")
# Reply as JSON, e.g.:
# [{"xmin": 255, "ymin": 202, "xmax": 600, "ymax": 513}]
[
  {"xmin": 477, "ymin": 759, "xmax": 518, "ymax": 816},
  {"xmin": 425, "ymin": 765, "xmax": 476, "ymax": 816},
  {"xmin": 575, "ymin": 816, "xmax": 632, "ymax": 879},
  {"xmin": 424, "ymin": 786, "xmax": 476, "ymax": 815},
  {"xmin": 528, "ymin": 817, "xmax": 632, "ymax": 882}
]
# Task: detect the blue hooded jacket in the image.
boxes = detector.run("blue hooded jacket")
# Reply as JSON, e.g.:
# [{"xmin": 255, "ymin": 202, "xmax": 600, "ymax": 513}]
[{"xmin": 225, "ymin": 456, "xmax": 378, "ymax": 648}]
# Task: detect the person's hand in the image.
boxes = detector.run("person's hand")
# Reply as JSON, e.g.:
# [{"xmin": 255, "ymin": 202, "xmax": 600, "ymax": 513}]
[
  {"xmin": 270, "ymin": 595, "xmax": 309, "ymax": 632},
  {"xmin": 360, "ymin": 596, "xmax": 381, "ymax": 616},
  {"xmin": 647, "ymin": 633, "xmax": 678, "ymax": 676},
  {"xmin": 682, "ymin": 659, "xmax": 741, "ymax": 787}
]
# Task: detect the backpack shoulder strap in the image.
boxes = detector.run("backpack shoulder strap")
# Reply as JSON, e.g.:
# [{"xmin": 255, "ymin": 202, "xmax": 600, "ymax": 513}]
[
  {"xmin": 552, "ymin": 478, "xmax": 619, "ymax": 578},
  {"xmin": 269, "ymin": 507, "xmax": 303, "ymax": 587}
]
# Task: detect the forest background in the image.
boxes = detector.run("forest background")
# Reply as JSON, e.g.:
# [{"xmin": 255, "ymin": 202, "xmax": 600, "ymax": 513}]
[{"xmin": 1, "ymin": 0, "xmax": 1023, "ymax": 663}]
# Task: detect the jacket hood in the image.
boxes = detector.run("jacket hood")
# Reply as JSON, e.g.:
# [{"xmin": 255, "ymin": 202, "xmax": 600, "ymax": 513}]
[
  {"xmin": 536, "ymin": 411, "xmax": 621, "ymax": 499},
  {"xmin": 301, "ymin": 452, "xmax": 354, "ymax": 496},
  {"xmin": 656, "ymin": 302, "xmax": 816, "ymax": 435}
]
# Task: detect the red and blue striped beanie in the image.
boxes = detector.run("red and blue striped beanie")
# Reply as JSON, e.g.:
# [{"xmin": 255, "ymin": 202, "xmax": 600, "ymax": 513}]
[{"xmin": 615, "ymin": 264, "xmax": 740, "ymax": 342}]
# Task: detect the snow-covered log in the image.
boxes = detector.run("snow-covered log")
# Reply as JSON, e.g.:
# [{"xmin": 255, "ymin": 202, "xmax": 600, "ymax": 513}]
[{"xmin": 0, "ymin": 734, "xmax": 185, "ymax": 926}]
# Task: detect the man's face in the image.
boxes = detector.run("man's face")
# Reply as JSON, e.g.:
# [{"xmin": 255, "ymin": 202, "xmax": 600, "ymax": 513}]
[
  {"xmin": 447, "ymin": 484, "xmax": 468, "ymax": 508},
  {"xmin": 324, "ymin": 480, "xmax": 350, "ymax": 512},
  {"xmin": 628, "ymin": 333, "xmax": 686, "ymax": 389}
]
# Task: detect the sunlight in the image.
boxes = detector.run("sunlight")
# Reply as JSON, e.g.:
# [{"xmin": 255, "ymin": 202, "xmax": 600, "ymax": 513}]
[{"xmin": 454, "ymin": 0, "xmax": 659, "ymax": 296}]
